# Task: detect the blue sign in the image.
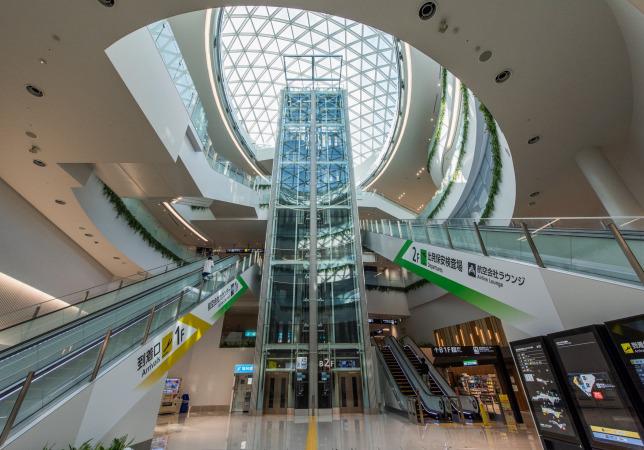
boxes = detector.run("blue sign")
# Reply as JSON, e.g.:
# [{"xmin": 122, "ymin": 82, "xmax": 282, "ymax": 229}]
[
  {"xmin": 234, "ymin": 364, "xmax": 254, "ymax": 374},
  {"xmin": 244, "ymin": 330, "xmax": 257, "ymax": 337}
]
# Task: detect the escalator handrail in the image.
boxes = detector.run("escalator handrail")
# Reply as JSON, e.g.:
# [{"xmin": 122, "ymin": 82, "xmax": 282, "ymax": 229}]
[
  {"xmin": 0, "ymin": 255, "xmax": 205, "ymax": 328},
  {"xmin": 0, "ymin": 256, "xmax": 237, "ymax": 363},
  {"xmin": 383, "ymin": 336, "xmax": 445, "ymax": 418},
  {"xmin": 0, "ymin": 259, "xmax": 244, "ymax": 405},
  {"xmin": 373, "ymin": 343, "xmax": 410, "ymax": 412},
  {"xmin": 401, "ymin": 336, "xmax": 480, "ymax": 416},
  {"xmin": 401, "ymin": 336, "xmax": 454, "ymax": 396}
]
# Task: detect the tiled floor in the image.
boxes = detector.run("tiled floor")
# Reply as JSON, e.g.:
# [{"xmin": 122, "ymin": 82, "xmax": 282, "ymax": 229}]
[{"xmin": 151, "ymin": 412, "xmax": 542, "ymax": 450}]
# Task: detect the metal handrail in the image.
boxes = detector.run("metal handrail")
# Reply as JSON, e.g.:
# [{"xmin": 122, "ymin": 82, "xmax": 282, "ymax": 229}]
[
  {"xmin": 0, "ymin": 255, "xmax": 254, "ymax": 446},
  {"xmin": 0, "ymin": 256, "xmax": 205, "ymax": 325}
]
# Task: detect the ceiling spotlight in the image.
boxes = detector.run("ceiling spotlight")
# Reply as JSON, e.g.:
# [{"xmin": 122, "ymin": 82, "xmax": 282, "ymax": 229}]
[
  {"xmin": 33, "ymin": 159, "xmax": 46, "ymax": 167},
  {"xmin": 26, "ymin": 84, "xmax": 44, "ymax": 97},
  {"xmin": 418, "ymin": 2, "xmax": 437, "ymax": 20},
  {"xmin": 495, "ymin": 69, "xmax": 512, "ymax": 84},
  {"xmin": 54, "ymin": 199, "xmax": 66, "ymax": 205},
  {"xmin": 97, "ymin": 0, "xmax": 115, "ymax": 6},
  {"xmin": 79, "ymin": 226, "xmax": 86, "ymax": 230},
  {"xmin": 529, "ymin": 201, "xmax": 536, "ymax": 206},
  {"xmin": 39, "ymin": 58, "xmax": 48, "ymax": 65},
  {"xmin": 29, "ymin": 145, "xmax": 40, "ymax": 154},
  {"xmin": 479, "ymin": 51, "xmax": 493, "ymax": 62},
  {"xmin": 113, "ymin": 256, "xmax": 121, "ymax": 260},
  {"xmin": 529, "ymin": 191, "xmax": 541, "ymax": 198},
  {"xmin": 25, "ymin": 131, "xmax": 37, "ymax": 139},
  {"xmin": 84, "ymin": 233, "xmax": 94, "ymax": 237},
  {"xmin": 528, "ymin": 135, "xmax": 541, "ymax": 145}
]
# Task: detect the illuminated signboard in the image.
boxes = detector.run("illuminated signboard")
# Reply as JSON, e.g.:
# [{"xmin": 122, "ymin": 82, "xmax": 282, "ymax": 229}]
[
  {"xmin": 233, "ymin": 364, "xmax": 254, "ymax": 374},
  {"xmin": 511, "ymin": 338, "xmax": 581, "ymax": 443},
  {"xmin": 605, "ymin": 314, "xmax": 644, "ymax": 401},
  {"xmin": 431, "ymin": 346, "xmax": 497, "ymax": 357},
  {"xmin": 463, "ymin": 360, "xmax": 478, "ymax": 366},
  {"xmin": 550, "ymin": 327, "xmax": 644, "ymax": 448}
]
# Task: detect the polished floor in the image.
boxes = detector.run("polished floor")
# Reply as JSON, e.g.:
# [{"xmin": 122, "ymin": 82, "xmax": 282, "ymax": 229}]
[{"xmin": 151, "ymin": 411, "xmax": 541, "ymax": 450}]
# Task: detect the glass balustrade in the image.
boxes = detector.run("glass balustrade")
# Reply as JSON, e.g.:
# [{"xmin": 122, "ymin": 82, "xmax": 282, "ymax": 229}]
[
  {"xmin": 361, "ymin": 217, "xmax": 644, "ymax": 285},
  {"xmin": 0, "ymin": 255, "xmax": 255, "ymax": 440}
]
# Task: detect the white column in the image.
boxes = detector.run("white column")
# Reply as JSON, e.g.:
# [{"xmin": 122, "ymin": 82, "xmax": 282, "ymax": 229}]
[{"xmin": 575, "ymin": 147, "xmax": 644, "ymax": 218}]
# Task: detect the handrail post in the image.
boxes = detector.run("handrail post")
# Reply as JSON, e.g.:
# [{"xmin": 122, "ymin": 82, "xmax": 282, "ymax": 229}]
[
  {"xmin": 90, "ymin": 330, "xmax": 112, "ymax": 382},
  {"xmin": 142, "ymin": 307, "xmax": 156, "ymax": 345},
  {"xmin": 473, "ymin": 222, "xmax": 488, "ymax": 256},
  {"xmin": 0, "ymin": 371, "xmax": 35, "ymax": 446},
  {"xmin": 607, "ymin": 222, "xmax": 644, "ymax": 284},
  {"xmin": 31, "ymin": 305, "xmax": 41, "ymax": 319},
  {"xmin": 418, "ymin": 398, "xmax": 424, "ymax": 423},
  {"xmin": 521, "ymin": 222, "xmax": 545, "ymax": 268},
  {"xmin": 175, "ymin": 290, "xmax": 185, "ymax": 320},
  {"xmin": 443, "ymin": 224, "xmax": 454, "ymax": 249}
]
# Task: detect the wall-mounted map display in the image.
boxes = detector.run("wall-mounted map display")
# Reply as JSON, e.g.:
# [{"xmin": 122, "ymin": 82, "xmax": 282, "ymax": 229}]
[
  {"xmin": 606, "ymin": 314, "xmax": 644, "ymax": 402},
  {"xmin": 511, "ymin": 338, "xmax": 580, "ymax": 442},
  {"xmin": 550, "ymin": 327, "xmax": 644, "ymax": 449}
]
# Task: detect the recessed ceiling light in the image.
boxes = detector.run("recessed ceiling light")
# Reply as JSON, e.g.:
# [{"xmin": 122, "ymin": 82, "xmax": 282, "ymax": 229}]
[
  {"xmin": 528, "ymin": 135, "xmax": 541, "ymax": 145},
  {"xmin": 26, "ymin": 84, "xmax": 44, "ymax": 97},
  {"xmin": 54, "ymin": 199, "xmax": 66, "ymax": 205},
  {"xmin": 79, "ymin": 226, "xmax": 86, "ymax": 230},
  {"xmin": 52, "ymin": 34, "xmax": 61, "ymax": 42},
  {"xmin": 529, "ymin": 191, "xmax": 541, "ymax": 198},
  {"xmin": 97, "ymin": 0, "xmax": 115, "ymax": 6},
  {"xmin": 418, "ymin": 2, "xmax": 437, "ymax": 20},
  {"xmin": 28, "ymin": 145, "xmax": 40, "ymax": 154},
  {"xmin": 113, "ymin": 256, "xmax": 120, "ymax": 260},
  {"xmin": 529, "ymin": 201, "xmax": 536, "ymax": 206},
  {"xmin": 479, "ymin": 51, "xmax": 493, "ymax": 62},
  {"xmin": 33, "ymin": 159, "xmax": 46, "ymax": 167},
  {"xmin": 38, "ymin": 58, "xmax": 48, "ymax": 65},
  {"xmin": 84, "ymin": 233, "xmax": 94, "ymax": 237},
  {"xmin": 25, "ymin": 131, "xmax": 37, "ymax": 139},
  {"xmin": 94, "ymin": 241, "xmax": 99, "ymax": 244},
  {"xmin": 495, "ymin": 69, "xmax": 512, "ymax": 84}
]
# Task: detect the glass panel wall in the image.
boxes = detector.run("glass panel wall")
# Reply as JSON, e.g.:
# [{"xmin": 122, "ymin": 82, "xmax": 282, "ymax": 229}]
[{"xmin": 255, "ymin": 89, "xmax": 369, "ymax": 413}]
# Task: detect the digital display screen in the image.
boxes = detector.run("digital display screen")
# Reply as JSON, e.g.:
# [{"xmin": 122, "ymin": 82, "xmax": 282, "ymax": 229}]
[
  {"xmin": 606, "ymin": 315, "xmax": 644, "ymax": 399},
  {"xmin": 512, "ymin": 340, "xmax": 578, "ymax": 440},
  {"xmin": 163, "ymin": 377, "xmax": 180, "ymax": 395},
  {"xmin": 552, "ymin": 331, "xmax": 644, "ymax": 448}
]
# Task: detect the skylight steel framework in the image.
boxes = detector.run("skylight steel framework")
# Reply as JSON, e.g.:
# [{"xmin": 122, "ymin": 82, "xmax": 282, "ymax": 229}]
[{"xmin": 214, "ymin": 6, "xmax": 403, "ymax": 186}]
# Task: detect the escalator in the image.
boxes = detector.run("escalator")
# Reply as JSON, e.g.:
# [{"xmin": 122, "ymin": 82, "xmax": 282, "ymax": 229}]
[
  {"xmin": 0, "ymin": 254, "xmax": 258, "ymax": 448},
  {"xmin": 401, "ymin": 336, "xmax": 479, "ymax": 420},
  {"xmin": 401, "ymin": 346, "xmax": 442, "ymax": 396},
  {"xmin": 378, "ymin": 336, "xmax": 446, "ymax": 422},
  {"xmin": 379, "ymin": 345, "xmax": 438, "ymax": 422}
]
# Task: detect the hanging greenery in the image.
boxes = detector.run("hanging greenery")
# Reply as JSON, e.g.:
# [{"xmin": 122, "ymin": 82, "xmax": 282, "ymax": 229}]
[
  {"xmin": 427, "ymin": 83, "xmax": 470, "ymax": 219},
  {"xmin": 479, "ymin": 103, "xmax": 503, "ymax": 220},
  {"xmin": 426, "ymin": 68, "xmax": 448, "ymax": 170},
  {"xmin": 101, "ymin": 182, "xmax": 183, "ymax": 263}
]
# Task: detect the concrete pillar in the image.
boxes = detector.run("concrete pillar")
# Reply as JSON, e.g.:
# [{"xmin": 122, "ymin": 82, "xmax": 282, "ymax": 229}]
[{"xmin": 575, "ymin": 147, "xmax": 644, "ymax": 218}]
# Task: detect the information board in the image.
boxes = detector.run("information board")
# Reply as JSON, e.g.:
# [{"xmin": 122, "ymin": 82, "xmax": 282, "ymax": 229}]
[
  {"xmin": 605, "ymin": 314, "xmax": 644, "ymax": 402},
  {"xmin": 511, "ymin": 338, "xmax": 580, "ymax": 442},
  {"xmin": 550, "ymin": 328, "xmax": 644, "ymax": 449}
]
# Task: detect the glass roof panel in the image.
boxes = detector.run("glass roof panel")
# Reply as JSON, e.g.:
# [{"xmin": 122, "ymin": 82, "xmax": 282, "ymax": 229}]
[{"xmin": 216, "ymin": 6, "xmax": 402, "ymax": 185}]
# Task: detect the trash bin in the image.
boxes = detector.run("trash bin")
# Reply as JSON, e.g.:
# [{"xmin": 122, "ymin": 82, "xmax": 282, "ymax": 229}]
[{"xmin": 180, "ymin": 393, "xmax": 190, "ymax": 414}]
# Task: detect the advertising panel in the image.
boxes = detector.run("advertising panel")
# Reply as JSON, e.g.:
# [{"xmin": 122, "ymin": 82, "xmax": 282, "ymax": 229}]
[
  {"xmin": 550, "ymin": 328, "xmax": 644, "ymax": 449},
  {"xmin": 605, "ymin": 314, "xmax": 644, "ymax": 402},
  {"xmin": 511, "ymin": 338, "xmax": 582, "ymax": 443}
]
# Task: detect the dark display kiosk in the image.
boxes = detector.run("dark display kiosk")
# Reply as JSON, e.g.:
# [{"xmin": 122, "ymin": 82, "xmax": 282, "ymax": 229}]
[
  {"xmin": 548, "ymin": 325, "xmax": 644, "ymax": 449},
  {"xmin": 511, "ymin": 337, "xmax": 588, "ymax": 450},
  {"xmin": 605, "ymin": 314, "xmax": 644, "ymax": 409}
]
